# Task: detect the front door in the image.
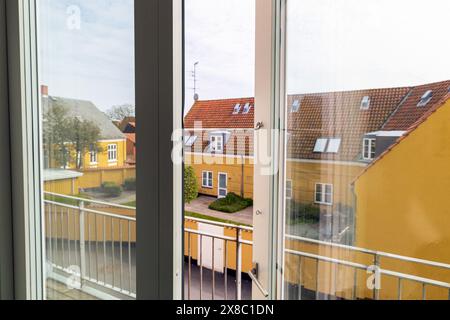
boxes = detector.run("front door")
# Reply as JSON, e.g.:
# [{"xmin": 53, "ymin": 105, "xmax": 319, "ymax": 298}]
[{"xmin": 218, "ymin": 173, "xmax": 228, "ymax": 198}]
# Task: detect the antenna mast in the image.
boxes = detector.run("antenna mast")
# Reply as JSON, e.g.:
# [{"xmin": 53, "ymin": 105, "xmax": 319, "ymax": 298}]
[{"xmin": 192, "ymin": 61, "xmax": 199, "ymax": 101}]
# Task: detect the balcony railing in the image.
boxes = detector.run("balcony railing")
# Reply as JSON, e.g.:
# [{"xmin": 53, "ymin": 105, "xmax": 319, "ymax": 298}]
[
  {"xmin": 285, "ymin": 234, "xmax": 450, "ymax": 300},
  {"xmin": 44, "ymin": 192, "xmax": 450, "ymax": 300}
]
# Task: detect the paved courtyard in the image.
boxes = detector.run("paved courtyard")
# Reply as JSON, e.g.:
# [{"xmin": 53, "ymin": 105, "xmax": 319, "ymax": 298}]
[{"xmin": 185, "ymin": 195, "xmax": 253, "ymax": 226}]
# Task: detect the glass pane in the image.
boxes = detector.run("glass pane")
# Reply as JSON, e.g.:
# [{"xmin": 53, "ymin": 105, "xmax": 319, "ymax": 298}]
[
  {"xmin": 38, "ymin": 0, "xmax": 136, "ymax": 300},
  {"xmin": 284, "ymin": 0, "xmax": 450, "ymax": 300},
  {"xmin": 183, "ymin": 0, "xmax": 255, "ymax": 300}
]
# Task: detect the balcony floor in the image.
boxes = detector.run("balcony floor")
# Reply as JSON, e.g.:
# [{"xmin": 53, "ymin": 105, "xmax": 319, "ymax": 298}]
[{"xmin": 46, "ymin": 279, "xmax": 98, "ymax": 300}]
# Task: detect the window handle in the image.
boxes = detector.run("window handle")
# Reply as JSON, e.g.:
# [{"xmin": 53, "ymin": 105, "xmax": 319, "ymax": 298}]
[
  {"xmin": 247, "ymin": 263, "xmax": 269, "ymax": 298},
  {"xmin": 255, "ymin": 121, "xmax": 264, "ymax": 130}
]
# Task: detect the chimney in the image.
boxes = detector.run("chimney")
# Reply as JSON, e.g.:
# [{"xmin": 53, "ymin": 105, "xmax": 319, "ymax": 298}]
[{"xmin": 41, "ymin": 85, "xmax": 49, "ymax": 97}]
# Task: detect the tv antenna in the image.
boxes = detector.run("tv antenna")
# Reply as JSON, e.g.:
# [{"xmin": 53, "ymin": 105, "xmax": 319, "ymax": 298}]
[{"xmin": 192, "ymin": 61, "xmax": 199, "ymax": 101}]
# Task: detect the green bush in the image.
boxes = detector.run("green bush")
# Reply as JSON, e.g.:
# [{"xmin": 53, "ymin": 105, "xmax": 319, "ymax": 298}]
[
  {"xmin": 209, "ymin": 193, "xmax": 253, "ymax": 213},
  {"xmin": 123, "ymin": 177, "xmax": 136, "ymax": 191},
  {"xmin": 287, "ymin": 202, "xmax": 320, "ymax": 224},
  {"xmin": 102, "ymin": 182, "xmax": 123, "ymax": 197},
  {"xmin": 184, "ymin": 166, "xmax": 198, "ymax": 203}
]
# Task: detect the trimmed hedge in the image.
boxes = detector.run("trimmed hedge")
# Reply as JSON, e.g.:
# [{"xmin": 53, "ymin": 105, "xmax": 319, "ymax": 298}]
[
  {"xmin": 286, "ymin": 202, "xmax": 320, "ymax": 224},
  {"xmin": 123, "ymin": 177, "xmax": 136, "ymax": 191},
  {"xmin": 209, "ymin": 193, "xmax": 253, "ymax": 213},
  {"xmin": 102, "ymin": 182, "xmax": 123, "ymax": 197}
]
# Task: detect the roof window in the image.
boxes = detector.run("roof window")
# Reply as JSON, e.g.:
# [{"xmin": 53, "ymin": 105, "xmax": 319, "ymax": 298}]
[{"xmin": 417, "ymin": 90, "xmax": 433, "ymax": 107}]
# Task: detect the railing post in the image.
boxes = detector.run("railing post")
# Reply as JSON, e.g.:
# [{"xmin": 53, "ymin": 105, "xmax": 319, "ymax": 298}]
[
  {"xmin": 236, "ymin": 227, "xmax": 242, "ymax": 300},
  {"xmin": 79, "ymin": 200, "xmax": 86, "ymax": 286},
  {"xmin": 373, "ymin": 253, "xmax": 380, "ymax": 300}
]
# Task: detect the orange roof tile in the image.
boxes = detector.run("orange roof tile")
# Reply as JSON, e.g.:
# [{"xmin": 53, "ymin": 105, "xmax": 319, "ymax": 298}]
[{"xmin": 184, "ymin": 98, "xmax": 255, "ymax": 129}]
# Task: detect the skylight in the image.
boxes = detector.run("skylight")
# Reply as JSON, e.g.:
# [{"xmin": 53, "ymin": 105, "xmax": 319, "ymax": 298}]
[
  {"xmin": 360, "ymin": 96, "xmax": 371, "ymax": 110},
  {"xmin": 313, "ymin": 138, "xmax": 328, "ymax": 153},
  {"xmin": 417, "ymin": 90, "xmax": 433, "ymax": 107},
  {"xmin": 185, "ymin": 136, "xmax": 198, "ymax": 147},
  {"xmin": 243, "ymin": 103, "xmax": 252, "ymax": 114},
  {"xmin": 233, "ymin": 103, "xmax": 241, "ymax": 114},
  {"xmin": 327, "ymin": 138, "xmax": 342, "ymax": 153},
  {"xmin": 291, "ymin": 99, "xmax": 301, "ymax": 112}
]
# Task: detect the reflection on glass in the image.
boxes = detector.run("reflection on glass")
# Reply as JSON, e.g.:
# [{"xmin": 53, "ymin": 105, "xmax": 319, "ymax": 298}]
[
  {"xmin": 283, "ymin": 0, "xmax": 450, "ymax": 300},
  {"xmin": 38, "ymin": 0, "xmax": 136, "ymax": 300}
]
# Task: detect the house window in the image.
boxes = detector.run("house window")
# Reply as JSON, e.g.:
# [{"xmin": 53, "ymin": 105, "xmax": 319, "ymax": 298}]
[
  {"xmin": 108, "ymin": 144, "xmax": 118, "ymax": 162},
  {"xmin": 313, "ymin": 138, "xmax": 328, "ymax": 153},
  {"xmin": 202, "ymin": 171, "xmax": 213, "ymax": 188},
  {"xmin": 233, "ymin": 103, "xmax": 241, "ymax": 114},
  {"xmin": 210, "ymin": 135, "xmax": 223, "ymax": 153},
  {"xmin": 363, "ymin": 138, "xmax": 376, "ymax": 160},
  {"xmin": 89, "ymin": 146, "xmax": 98, "ymax": 164},
  {"xmin": 314, "ymin": 138, "xmax": 342, "ymax": 153},
  {"xmin": 417, "ymin": 90, "xmax": 433, "ymax": 107},
  {"xmin": 286, "ymin": 180, "xmax": 293, "ymax": 200},
  {"xmin": 243, "ymin": 103, "xmax": 252, "ymax": 114},
  {"xmin": 360, "ymin": 96, "xmax": 371, "ymax": 110},
  {"xmin": 327, "ymin": 138, "xmax": 341, "ymax": 153},
  {"xmin": 291, "ymin": 99, "xmax": 301, "ymax": 112},
  {"xmin": 185, "ymin": 135, "xmax": 198, "ymax": 147},
  {"xmin": 315, "ymin": 183, "xmax": 333, "ymax": 206}
]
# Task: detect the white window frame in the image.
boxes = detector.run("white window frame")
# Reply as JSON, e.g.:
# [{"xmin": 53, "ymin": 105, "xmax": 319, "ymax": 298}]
[
  {"xmin": 89, "ymin": 149, "xmax": 98, "ymax": 165},
  {"xmin": 202, "ymin": 171, "xmax": 213, "ymax": 188},
  {"xmin": 107, "ymin": 144, "xmax": 118, "ymax": 162},
  {"xmin": 360, "ymin": 96, "xmax": 371, "ymax": 110},
  {"xmin": 326, "ymin": 138, "xmax": 341, "ymax": 153},
  {"xmin": 313, "ymin": 138, "xmax": 328, "ymax": 153},
  {"xmin": 210, "ymin": 135, "xmax": 224, "ymax": 153},
  {"xmin": 363, "ymin": 138, "xmax": 376, "ymax": 160},
  {"xmin": 315, "ymin": 183, "xmax": 333, "ymax": 206},
  {"xmin": 5, "ymin": 0, "xmax": 184, "ymax": 300}
]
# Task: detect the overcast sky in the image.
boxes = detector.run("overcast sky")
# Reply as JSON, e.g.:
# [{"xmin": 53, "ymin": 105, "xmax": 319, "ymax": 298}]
[{"xmin": 39, "ymin": 0, "xmax": 450, "ymax": 112}]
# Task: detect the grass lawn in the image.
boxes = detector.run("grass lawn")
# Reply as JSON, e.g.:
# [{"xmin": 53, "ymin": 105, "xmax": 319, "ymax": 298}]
[
  {"xmin": 122, "ymin": 200, "xmax": 136, "ymax": 207},
  {"xmin": 44, "ymin": 193, "xmax": 91, "ymax": 206},
  {"xmin": 185, "ymin": 211, "xmax": 251, "ymax": 227},
  {"xmin": 208, "ymin": 193, "xmax": 253, "ymax": 213}
]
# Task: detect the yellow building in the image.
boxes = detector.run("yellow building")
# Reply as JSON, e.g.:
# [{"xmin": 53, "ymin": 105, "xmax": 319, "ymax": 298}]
[
  {"xmin": 353, "ymin": 95, "xmax": 450, "ymax": 299},
  {"xmin": 42, "ymin": 89, "xmax": 131, "ymax": 195},
  {"xmin": 184, "ymin": 97, "xmax": 255, "ymax": 199}
]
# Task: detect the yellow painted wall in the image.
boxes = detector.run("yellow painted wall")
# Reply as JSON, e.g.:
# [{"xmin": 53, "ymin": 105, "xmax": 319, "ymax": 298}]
[
  {"xmin": 287, "ymin": 160, "xmax": 365, "ymax": 209},
  {"xmin": 354, "ymin": 100, "xmax": 450, "ymax": 300},
  {"xmin": 78, "ymin": 166, "xmax": 136, "ymax": 189},
  {"xmin": 55, "ymin": 139, "xmax": 127, "ymax": 170},
  {"xmin": 185, "ymin": 153, "xmax": 254, "ymax": 199},
  {"xmin": 43, "ymin": 167, "xmax": 136, "ymax": 195},
  {"xmin": 44, "ymin": 178, "xmax": 79, "ymax": 195}
]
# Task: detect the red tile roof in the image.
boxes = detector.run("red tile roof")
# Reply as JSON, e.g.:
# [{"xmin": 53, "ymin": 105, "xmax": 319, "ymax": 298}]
[
  {"xmin": 383, "ymin": 80, "xmax": 450, "ymax": 130},
  {"xmin": 184, "ymin": 129, "xmax": 253, "ymax": 156},
  {"xmin": 125, "ymin": 133, "xmax": 136, "ymax": 143},
  {"xmin": 183, "ymin": 80, "xmax": 450, "ymax": 162},
  {"xmin": 184, "ymin": 98, "xmax": 254, "ymax": 129},
  {"xmin": 287, "ymin": 87, "xmax": 411, "ymax": 161},
  {"xmin": 354, "ymin": 92, "xmax": 450, "ymax": 183}
]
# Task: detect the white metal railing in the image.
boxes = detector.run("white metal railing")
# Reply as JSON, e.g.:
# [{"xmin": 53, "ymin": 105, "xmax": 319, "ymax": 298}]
[
  {"xmin": 184, "ymin": 216, "xmax": 253, "ymax": 300},
  {"xmin": 44, "ymin": 192, "xmax": 136, "ymax": 299},
  {"xmin": 44, "ymin": 192, "xmax": 450, "ymax": 300},
  {"xmin": 285, "ymin": 234, "xmax": 450, "ymax": 300}
]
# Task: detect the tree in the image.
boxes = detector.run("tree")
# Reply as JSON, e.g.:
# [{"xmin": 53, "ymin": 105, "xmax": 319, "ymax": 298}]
[
  {"xmin": 43, "ymin": 104, "xmax": 102, "ymax": 169},
  {"xmin": 106, "ymin": 104, "xmax": 135, "ymax": 121},
  {"xmin": 67, "ymin": 117, "xmax": 102, "ymax": 169},
  {"xmin": 43, "ymin": 104, "xmax": 72, "ymax": 169},
  {"xmin": 184, "ymin": 166, "xmax": 198, "ymax": 204}
]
